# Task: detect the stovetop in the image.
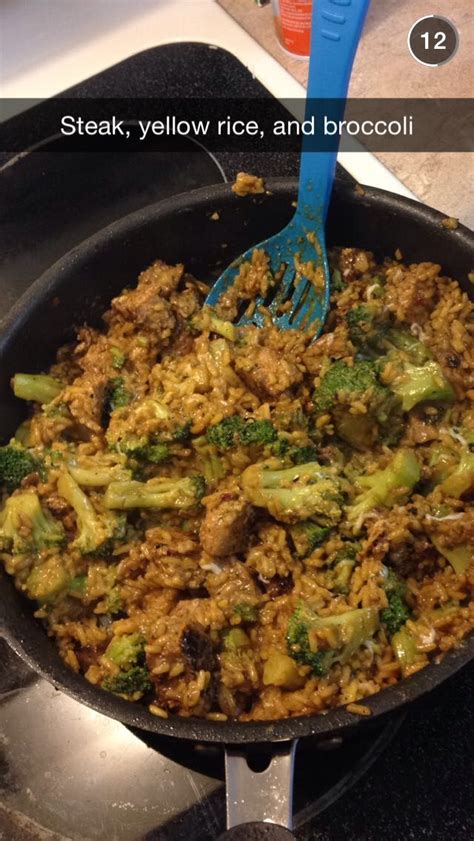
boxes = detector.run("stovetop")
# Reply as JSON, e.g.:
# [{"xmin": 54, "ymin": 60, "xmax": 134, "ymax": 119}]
[{"xmin": 0, "ymin": 42, "xmax": 472, "ymax": 841}]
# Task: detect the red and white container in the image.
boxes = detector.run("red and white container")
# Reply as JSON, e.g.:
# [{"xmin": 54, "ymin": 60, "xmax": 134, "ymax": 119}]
[{"xmin": 271, "ymin": 0, "xmax": 312, "ymax": 59}]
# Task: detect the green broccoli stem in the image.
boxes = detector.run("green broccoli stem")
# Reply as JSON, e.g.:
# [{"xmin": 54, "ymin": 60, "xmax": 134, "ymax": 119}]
[
  {"xmin": 104, "ymin": 476, "xmax": 205, "ymax": 510},
  {"xmin": 389, "ymin": 360, "xmax": 455, "ymax": 411},
  {"xmin": 57, "ymin": 470, "xmax": 122, "ymax": 554},
  {"xmin": 348, "ymin": 449, "xmax": 420, "ymax": 525},
  {"xmin": 68, "ymin": 462, "xmax": 132, "ymax": 487},
  {"xmin": 440, "ymin": 449, "xmax": 474, "ymax": 498},
  {"xmin": 391, "ymin": 626, "xmax": 418, "ymax": 674},
  {"xmin": 430, "ymin": 535, "xmax": 472, "ymax": 575},
  {"xmin": 12, "ymin": 373, "xmax": 63, "ymax": 404}
]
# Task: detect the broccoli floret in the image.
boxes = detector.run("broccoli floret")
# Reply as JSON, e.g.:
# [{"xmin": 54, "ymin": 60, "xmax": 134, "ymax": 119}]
[
  {"xmin": 272, "ymin": 438, "xmax": 319, "ymax": 465},
  {"xmin": 233, "ymin": 602, "xmax": 259, "ymax": 623},
  {"xmin": 172, "ymin": 420, "xmax": 192, "ymax": 443},
  {"xmin": 380, "ymin": 569, "xmax": 411, "ymax": 637},
  {"xmin": 103, "ymin": 666, "xmax": 152, "ymax": 695},
  {"xmin": 25, "ymin": 555, "xmax": 70, "ymax": 603},
  {"xmin": 345, "ymin": 307, "xmax": 430, "ymax": 364},
  {"xmin": 331, "ymin": 268, "xmax": 345, "ymax": 292},
  {"xmin": 313, "ymin": 360, "xmax": 402, "ymax": 449},
  {"xmin": 429, "ymin": 535, "xmax": 472, "ymax": 575},
  {"xmin": 286, "ymin": 602, "xmax": 379, "ymax": 676},
  {"xmin": 0, "ymin": 492, "xmax": 65, "ymax": 554},
  {"xmin": 105, "ymin": 586, "xmax": 123, "ymax": 615},
  {"xmin": 108, "ymin": 377, "xmax": 131, "ymax": 410},
  {"xmin": 345, "ymin": 305, "xmax": 385, "ymax": 354},
  {"xmin": 325, "ymin": 543, "xmax": 360, "ymax": 594},
  {"xmin": 288, "ymin": 444, "xmax": 320, "ymax": 465},
  {"xmin": 335, "ymin": 542, "xmax": 360, "ymax": 561},
  {"xmin": 104, "ymin": 474, "xmax": 206, "ymax": 511},
  {"xmin": 68, "ymin": 574, "xmax": 87, "ymax": 596},
  {"xmin": 190, "ymin": 310, "xmax": 237, "ymax": 341},
  {"xmin": 389, "ymin": 360, "xmax": 455, "ymax": 411},
  {"xmin": 103, "ymin": 634, "xmax": 151, "ymax": 695},
  {"xmin": 345, "ymin": 310, "xmax": 451, "ymax": 411},
  {"xmin": 241, "ymin": 461, "xmax": 343, "ymax": 525},
  {"xmin": 136, "ymin": 442, "xmax": 172, "ymax": 465},
  {"xmin": 314, "ymin": 360, "xmax": 380, "ymax": 414},
  {"xmin": 12, "ymin": 373, "xmax": 63, "ymax": 404},
  {"xmin": 0, "ymin": 444, "xmax": 42, "ymax": 489},
  {"xmin": 192, "ymin": 437, "xmax": 227, "ymax": 484},
  {"xmin": 191, "ymin": 475, "xmax": 207, "ymax": 501},
  {"xmin": 391, "ymin": 626, "xmax": 418, "ymax": 675},
  {"xmin": 103, "ymin": 376, "xmax": 132, "ymax": 418},
  {"xmin": 347, "ymin": 449, "xmax": 420, "ymax": 526},
  {"xmin": 270, "ymin": 437, "xmax": 291, "ymax": 459},
  {"xmin": 57, "ymin": 470, "xmax": 125, "ymax": 555},
  {"xmin": 206, "ymin": 416, "xmax": 277, "ymax": 451},
  {"xmin": 107, "ymin": 400, "xmax": 170, "ymax": 453},
  {"xmin": 290, "ymin": 521, "xmax": 331, "ymax": 558},
  {"xmin": 328, "ymin": 558, "xmax": 355, "ymax": 594},
  {"xmin": 112, "ymin": 414, "xmax": 191, "ymax": 468},
  {"xmin": 110, "ymin": 347, "xmax": 126, "ymax": 370},
  {"xmin": 105, "ymin": 633, "xmax": 144, "ymax": 668},
  {"xmin": 440, "ymin": 448, "xmax": 474, "ymax": 498},
  {"xmin": 125, "ymin": 424, "xmax": 193, "ymax": 465}
]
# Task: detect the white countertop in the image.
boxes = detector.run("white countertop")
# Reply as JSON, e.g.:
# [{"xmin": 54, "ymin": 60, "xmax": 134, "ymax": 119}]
[{"xmin": 1, "ymin": 0, "xmax": 414, "ymax": 197}]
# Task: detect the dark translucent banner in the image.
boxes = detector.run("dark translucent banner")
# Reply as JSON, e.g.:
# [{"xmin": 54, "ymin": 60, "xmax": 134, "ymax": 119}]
[{"xmin": 1, "ymin": 98, "xmax": 472, "ymax": 153}]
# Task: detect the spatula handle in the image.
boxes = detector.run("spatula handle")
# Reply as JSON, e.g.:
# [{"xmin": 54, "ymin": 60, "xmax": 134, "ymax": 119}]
[{"xmin": 298, "ymin": 0, "xmax": 371, "ymax": 221}]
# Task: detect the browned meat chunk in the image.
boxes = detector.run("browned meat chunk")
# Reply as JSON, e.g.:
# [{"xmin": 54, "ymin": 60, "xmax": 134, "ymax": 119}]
[
  {"xmin": 181, "ymin": 624, "xmax": 217, "ymax": 672},
  {"xmin": 200, "ymin": 492, "xmax": 254, "ymax": 556},
  {"xmin": 338, "ymin": 247, "xmax": 372, "ymax": 283},
  {"xmin": 136, "ymin": 259, "xmax": 184, "ymax": 299},
  {"xmin": 60, "ymin": 332, "xmax": 115, "ymax": 436},
  {"xmin": 146, "ymin": 599, "xmax": 222, "ymax": 715},
  {"xmin": 404, "ymin": 414, "xmax": 440, "ymax": 445},
  {"xmin": 235, "ymin": 346, "xmax": 303, "ymax": 399},
  {"xmin": 107, "ymin": 260, "xmax": 180, "ymax": 347},
  {"xmin": 62, "ymin": 373, "xmax": 109, "ymax": 436}
]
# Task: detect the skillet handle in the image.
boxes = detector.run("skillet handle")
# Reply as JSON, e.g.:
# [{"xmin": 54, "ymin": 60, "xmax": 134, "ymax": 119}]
[{"xmin": 217, "ymin": 740, "xmax": 297, "ymax": 840}]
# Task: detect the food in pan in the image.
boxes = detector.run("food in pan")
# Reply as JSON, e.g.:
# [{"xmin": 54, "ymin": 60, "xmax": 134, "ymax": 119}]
[{"xmin": 0, "ymin": 248, "xmax": 472, "ymax": 721}]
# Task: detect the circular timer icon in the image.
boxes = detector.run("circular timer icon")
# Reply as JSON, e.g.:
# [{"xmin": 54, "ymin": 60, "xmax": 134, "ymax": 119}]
[{"xmin": 408, "ymin": 16, "xmax": 459, "ymax": 67}]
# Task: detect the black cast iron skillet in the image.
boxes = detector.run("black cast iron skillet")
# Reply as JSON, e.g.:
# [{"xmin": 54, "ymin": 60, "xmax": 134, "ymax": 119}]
[{"xmin": 0, "ymin": 179, "xmax": 473, "ymax": 839}]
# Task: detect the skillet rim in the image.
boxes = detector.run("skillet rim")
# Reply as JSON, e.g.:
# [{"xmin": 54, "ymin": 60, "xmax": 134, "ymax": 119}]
[{"xmin": 0, "ymin": 177, "xmax": 473, "ymax": 744}]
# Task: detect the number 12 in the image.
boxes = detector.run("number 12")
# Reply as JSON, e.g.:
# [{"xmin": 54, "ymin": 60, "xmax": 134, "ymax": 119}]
[{"xmin": 421, "ymin": 31, "xmax": 447, "ymax": 49}]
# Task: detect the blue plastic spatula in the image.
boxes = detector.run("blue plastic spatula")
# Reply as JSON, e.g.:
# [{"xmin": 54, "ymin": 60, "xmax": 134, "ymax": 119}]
[{"xmin": 205, "ymin": 0, "xmax": 370, "ymax": 335}]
